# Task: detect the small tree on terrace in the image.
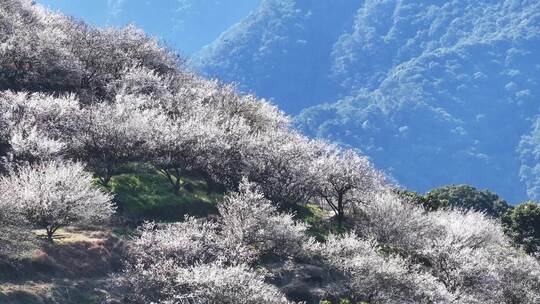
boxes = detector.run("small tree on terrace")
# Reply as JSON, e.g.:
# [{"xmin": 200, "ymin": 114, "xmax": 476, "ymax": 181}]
[
  {"xmin": 149, "ymin": 110, "xmax": 226, "ymax": 195},
  {"xmin": 312, "ymin": 148, "xmax": 384, "ymax": 228},
  {"xmin": 0, "ymin": 160, "xmax": 115, "ymax": 241},
  {"xmin": 244, "ymin": 131, "xmax": 322, "ymax": 209}
]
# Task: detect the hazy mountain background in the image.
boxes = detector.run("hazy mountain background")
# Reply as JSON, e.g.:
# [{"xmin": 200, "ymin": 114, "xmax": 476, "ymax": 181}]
[
  {"xmin": 191, "ymin": 0, "xmax": 359, "ymax": 113},
  {"xmin": 192, "ymin": 0, "xmax": 540, "ymax": 203}
]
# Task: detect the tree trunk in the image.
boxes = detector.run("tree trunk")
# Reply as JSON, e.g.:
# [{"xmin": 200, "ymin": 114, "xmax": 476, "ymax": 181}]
[
  {"xmin": 160, "ymin": 167, "xmax": 183, "ymax": 196},
  {"xmin": 99, "ymin": 174, "xmax": 111, "ymax": 187},
  {"xmin": 201, "ymin": 172, "xmax": 217, "ymax": 195},
  {"xmin": 46, "ymin": 228, "xmax": 54, "ymax": 242},
  {"xmin": 337, "ymin": 193, "xmax": 344, "ymax": 230},
  {"xmin": 173, "ymin": 178, "xmax": 181, "ymax": 195},
  {"xmin": 45, "ymin": 224, "xmax": 61, "ymax": 242}
]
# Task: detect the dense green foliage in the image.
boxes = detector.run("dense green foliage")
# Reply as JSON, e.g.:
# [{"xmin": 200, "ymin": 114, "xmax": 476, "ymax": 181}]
[
  {"xmin": 423, "ymin": 185, "xmax": 510, "ymax": 217},
  {"xmin": 395, "ymin": 185, "xmax": 510, "ymax": 216},
  {"xmin": 503, "ymin": 201, "xmax": 540, "ymax": 254}
]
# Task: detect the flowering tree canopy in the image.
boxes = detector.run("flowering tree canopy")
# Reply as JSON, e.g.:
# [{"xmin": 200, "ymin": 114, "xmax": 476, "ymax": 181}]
[{"xmin": 0, "ymin": 160, "xmax": 115, "ymax": 240}]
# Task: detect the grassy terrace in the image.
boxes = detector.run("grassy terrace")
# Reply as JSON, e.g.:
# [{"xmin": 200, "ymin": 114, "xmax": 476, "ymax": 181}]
[{"xmin": 105, "ymin": 164, "xmax": 223, "ymax": 222}]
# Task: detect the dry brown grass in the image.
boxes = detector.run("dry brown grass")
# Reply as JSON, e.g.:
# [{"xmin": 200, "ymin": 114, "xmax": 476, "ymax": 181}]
[{"xmin": 1, "ymin": 226, "xmax": 125, "ymax": 304}]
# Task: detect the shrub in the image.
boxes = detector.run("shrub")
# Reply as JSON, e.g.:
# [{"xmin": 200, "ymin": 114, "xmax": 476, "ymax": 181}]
[
  {"xmin": 0, "ymin": 160, "xmax": 115, "ymax": 241},
  {"xmin": 218, "ymin": 178, "xmax": 308, "ymax": 260}
]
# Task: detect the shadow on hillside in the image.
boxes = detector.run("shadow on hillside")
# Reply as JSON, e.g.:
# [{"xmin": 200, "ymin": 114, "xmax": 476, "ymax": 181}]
[
  {"xmin": 0, "ymin": 278, "xmax": 111, "ymax": 304},
  {"xmin": 0, "ymin": 228, "xmax": 125, "ymax": 282},
  {"xmin": 0, "ymin": 228, "xmax": 125, "ymax": 303},
  {"xmin": 106, "ymin": 165, "xmax": 222, "ymax": 222}
]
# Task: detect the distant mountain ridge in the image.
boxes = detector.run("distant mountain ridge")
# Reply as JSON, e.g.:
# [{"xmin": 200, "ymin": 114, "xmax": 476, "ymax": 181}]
[
  {"xmin": 191, "ymin": 0, "xmax": 358, "ymax": 113},
  {"xmin": 192, "ymin": 0, "xmax": 540, "ymax": 202}
]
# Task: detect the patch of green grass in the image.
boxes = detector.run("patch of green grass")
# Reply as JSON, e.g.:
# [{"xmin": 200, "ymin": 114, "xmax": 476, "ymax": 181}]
[
  {"xmin": 296, "ymin": 204, "xmax": 327, "ymax": 225},
  {"xmin": 31, "ymin": 228, "xmax": 94, "ymax": 245},
  {"xmin": 107, "ymin": 165, "xmax": 222, "ymax": 222},
  {"xmin": 294, "ymin": 204, "xmax": 341, "ymax": 241}
]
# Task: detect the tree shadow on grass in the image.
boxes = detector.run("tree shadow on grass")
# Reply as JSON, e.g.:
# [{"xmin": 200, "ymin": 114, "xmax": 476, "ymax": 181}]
[{"xmin": 108, "ymin": 166, "xmax": 222, "ymax": 222}]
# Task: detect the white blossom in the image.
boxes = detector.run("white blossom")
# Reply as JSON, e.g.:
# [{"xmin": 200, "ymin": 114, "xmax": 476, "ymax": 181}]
[
  {"xmin": 118, "ymin": 180, "xmax": 303, "ymax": 303},
  {"xmin": 311, "ymin": 146, "xmax": 386, "ymax": 226},
  {"xmin": 218, "ymin": 178, "xmax": 308, "ymax": 260},
  {"xmin": 0, "ymin": 160, "xmax": 115, "ymax": 240},
  {"xmin": 310, "ymin": 233, "xmax": 453, "ymax": 303}
]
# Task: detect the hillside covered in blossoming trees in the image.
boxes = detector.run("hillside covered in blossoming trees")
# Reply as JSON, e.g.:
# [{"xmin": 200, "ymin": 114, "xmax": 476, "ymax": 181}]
[{"xmin": 0, "ymin": 1, "xmax": 539, "ymax": 303}]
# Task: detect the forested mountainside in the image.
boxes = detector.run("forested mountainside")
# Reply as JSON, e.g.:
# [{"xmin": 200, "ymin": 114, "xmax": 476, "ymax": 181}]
[
  {"xmin": 191, "ymin": 0, "xmax": 358, "ymax": 114},
  {"xmin": 193, "ymin": 0, "xmax": 540, "ymax": 202},
  {"xmin": 1, "ymin": 1, "xmax": 539, "ymax": 303}
]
